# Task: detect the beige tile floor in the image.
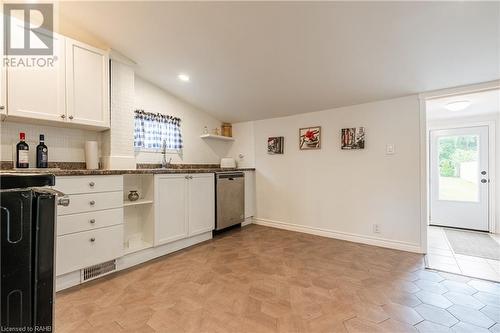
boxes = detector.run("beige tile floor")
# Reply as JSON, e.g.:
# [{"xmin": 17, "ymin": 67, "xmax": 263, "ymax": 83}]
[
  {"xmin": 426, "ymin": 226, "xmax": 500, "ymax": 282},
  {"xmin": 56, "ymin": 225, "xmax": 500, "ymax": 332}
]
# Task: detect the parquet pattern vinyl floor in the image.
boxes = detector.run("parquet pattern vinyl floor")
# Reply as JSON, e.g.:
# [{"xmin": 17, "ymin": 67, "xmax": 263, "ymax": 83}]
[{"xmin": 55, "ymin": 225, "xmax": 500, "ymax": 332}]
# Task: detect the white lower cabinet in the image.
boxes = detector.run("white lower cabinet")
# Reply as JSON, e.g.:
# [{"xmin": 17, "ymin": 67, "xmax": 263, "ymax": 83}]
[
  {"xmin": 154, "ymin": 174, "xmax": 214, "ymax": 246},
  {"xmin": 56, "ymin": 224, "xmax": 123, "ymax": 276},
  {"xmin": 155, "ymin": 175, "xmax": 188, "ymax": 245},
  {"xmin": 188, "ymin": 174, "xmax": 215, "ymax": 236},
  {"xmin": 55, "ymin": 175, "xmax": 124, "ymax": 277}
]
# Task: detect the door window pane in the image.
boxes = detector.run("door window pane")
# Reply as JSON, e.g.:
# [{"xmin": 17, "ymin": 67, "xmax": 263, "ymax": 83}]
[{"xmin": 438, "ymin": 135, "xmax": 479, "ymax": 202}]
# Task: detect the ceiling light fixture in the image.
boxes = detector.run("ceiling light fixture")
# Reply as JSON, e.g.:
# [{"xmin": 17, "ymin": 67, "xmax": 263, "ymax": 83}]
[
  {"xmin": 445, "ymin": 100, "xmax": 471, "ymax": 112},
  {"xmin": 177, "ymin": 73, "xmax": 190, "ymax": 82}
]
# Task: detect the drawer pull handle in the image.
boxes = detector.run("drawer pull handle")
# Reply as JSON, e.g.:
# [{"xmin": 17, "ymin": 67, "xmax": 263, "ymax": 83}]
[
  {"xmin": 89, "ymin": 200, "xmax": 96, "ymax": 206},
  {"xmin": 89, "ymin": 219, "xmax": 96, "ymax": 224},
  {"xmin": 90, "ymin": 237, "xmax": 96, "ymax": 242},
  {"xmin": 89, "ymin": 182, "xmax": 95, "ymax": 187}
]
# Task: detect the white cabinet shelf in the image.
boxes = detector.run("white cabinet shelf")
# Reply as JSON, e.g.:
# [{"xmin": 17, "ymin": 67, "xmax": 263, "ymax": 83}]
[
  {"xmin": 200, "ymin": 134, "xmax": 234, "ymax": 141},
  {"xmin": 124, "ymin": 240, "xmax": 153, "ymax": 255},
  {"xmin": 123, "ymin": 199, "xmax": 154, "ymax": 207},
  {"xmin": 123, "ymin": 175, "xmax": 154, "ymax": 256}
]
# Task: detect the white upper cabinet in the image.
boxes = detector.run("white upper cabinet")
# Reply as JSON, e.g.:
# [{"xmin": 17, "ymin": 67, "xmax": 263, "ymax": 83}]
[
  {"xmin": 5, "ymin": 34, "xmax": 109, "ymax": 130},
  {"xmin": 188, "ymin": 174, "xmax": 215, "ymax": 236},
  {"xmin": 65, "ymin": 38, "xmax": 109, "ymax": 128},
  {"xmin": 7, "ymin": 33, "xmax": 66, "ymax": 123}
]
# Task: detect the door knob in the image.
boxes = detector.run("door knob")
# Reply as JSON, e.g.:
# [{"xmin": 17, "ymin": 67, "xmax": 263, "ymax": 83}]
[
  {"xmin": 481, "ymin": 171, "xmax": 487, "ymax": 175},
  {"xmin": 481, "ymin": 179, "xmax": 488, "ymax": 183}
]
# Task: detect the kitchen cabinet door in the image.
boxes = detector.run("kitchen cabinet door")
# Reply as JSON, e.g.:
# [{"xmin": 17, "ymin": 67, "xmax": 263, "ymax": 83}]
[
  {"xmin": 155, "ymin": 175, "xmax": 188, "ymax": 245},
  {"xmin": 7, "ymin": 33, "xmax": 66, "ymax": 122},
  {"xmin": 188, "ymin": 174, "xmax": 215, "ymax": 236},
  {"xmin": 66, "ymin": 38, "xmax": 109, "ymax": 129}
]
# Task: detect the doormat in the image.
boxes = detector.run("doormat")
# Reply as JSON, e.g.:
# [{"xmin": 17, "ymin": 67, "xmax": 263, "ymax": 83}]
[{"xmin": 444, "ymin": 228, "xmax": 500, "ymax": 260}]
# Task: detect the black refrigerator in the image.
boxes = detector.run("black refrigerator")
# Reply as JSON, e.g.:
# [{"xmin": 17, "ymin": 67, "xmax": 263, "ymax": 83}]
[{"xmin": 0, "ymin": 173, "xmax": 66, "ymax": 332}]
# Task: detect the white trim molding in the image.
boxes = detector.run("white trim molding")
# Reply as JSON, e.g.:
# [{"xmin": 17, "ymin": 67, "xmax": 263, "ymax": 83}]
[{"xmin": 253, "ymin": 218, "xmax": 423, "ymax": 254}]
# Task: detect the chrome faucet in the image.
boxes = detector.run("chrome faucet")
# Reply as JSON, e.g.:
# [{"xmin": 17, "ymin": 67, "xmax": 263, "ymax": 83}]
[{"xmin": 161, "ymin": 140, "xmax": 172, "ymax": 168}]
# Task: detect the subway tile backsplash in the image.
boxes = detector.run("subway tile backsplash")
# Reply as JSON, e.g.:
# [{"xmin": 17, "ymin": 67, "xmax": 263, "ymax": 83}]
[{"xmin": 0, "ymin": 121, "xmax": 102, "ymax": 163}]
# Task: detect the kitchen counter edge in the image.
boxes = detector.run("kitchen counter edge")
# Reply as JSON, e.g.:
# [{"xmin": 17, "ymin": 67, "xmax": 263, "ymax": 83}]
[{"xmin": 0, "ymin": 168, "xmax": 256, "ymax": 176}]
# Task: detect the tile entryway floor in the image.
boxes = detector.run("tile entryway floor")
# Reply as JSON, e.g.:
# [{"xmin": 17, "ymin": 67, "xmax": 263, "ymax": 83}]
[
  {"xmin": 56, "ymin": 225, "xmax": 500, "ymax": 332},
  {"xmin": 426, "ymin": 226, "xmax": 500, "ymax": 282}
]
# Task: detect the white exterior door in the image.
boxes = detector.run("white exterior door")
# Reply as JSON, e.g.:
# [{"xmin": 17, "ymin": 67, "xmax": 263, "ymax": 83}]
[
  {"xmin": 430, "ymin": 126, "xmax": 489, "ymax": 231},
  {"xmin": 155, "ymin": 175, "xmax": 188, "ymax": 245},
  {"xmin": 188, "ymin": 174, "xmax": 215, "ymax": 236}
]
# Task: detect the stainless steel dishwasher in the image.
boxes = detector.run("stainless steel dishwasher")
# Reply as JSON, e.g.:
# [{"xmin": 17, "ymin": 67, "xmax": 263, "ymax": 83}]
[{"xmin": 215, "ymin": 171, "xmax": 245, "ymax": 231}]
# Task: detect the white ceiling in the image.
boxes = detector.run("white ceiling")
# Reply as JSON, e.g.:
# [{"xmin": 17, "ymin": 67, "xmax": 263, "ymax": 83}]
[
  {"xmin": 426, "ymin": 89, "xmax": 500, "ymax": 121},
  {"xmin": 59, "ymin": 2, "xmax": 500, "ymax": 123}
]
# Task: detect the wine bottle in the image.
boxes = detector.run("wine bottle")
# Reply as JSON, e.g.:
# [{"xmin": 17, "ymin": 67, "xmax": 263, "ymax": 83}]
[
  {"xmin": 16, "ymin": 132, "xmax": 29, "ymax": 168},
  {"xmin": 36, "ymin": 134, "xmax": 48, "ymax": 168}
]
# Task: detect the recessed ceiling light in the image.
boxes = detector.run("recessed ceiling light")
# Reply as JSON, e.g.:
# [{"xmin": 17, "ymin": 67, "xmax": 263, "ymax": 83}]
[
  {"xmin": 445, "ymin": 100, "xmax": 471, "ymax": 111},
  {"xmin": 177, "ymin": 73, "xmax": 190, "ymax": 82}
]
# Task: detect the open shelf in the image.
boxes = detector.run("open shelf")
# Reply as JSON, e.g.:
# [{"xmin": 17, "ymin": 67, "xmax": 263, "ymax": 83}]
[
  {"xmin": 200, "ymin": 134, "xmax": 235, "ymax": 142},
  {"xmin": 122, "ymin": 174, "xmax": 155, "ymax": 256},
  {"xmin": 123, "ymin": 199, "xmax": 154, "ymax": 207}
]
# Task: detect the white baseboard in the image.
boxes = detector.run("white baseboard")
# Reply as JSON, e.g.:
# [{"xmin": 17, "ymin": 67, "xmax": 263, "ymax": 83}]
[
  {"xmin": 242, "ymin": 217, "xmax": 253, "ymax": 227},
  {"xmin": 253, "ymin": 218, "xmax": 423, "ymax": 254}
]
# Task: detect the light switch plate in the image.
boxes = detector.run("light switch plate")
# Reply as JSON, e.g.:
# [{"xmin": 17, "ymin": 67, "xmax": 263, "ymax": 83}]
[{"xmin": 386, "ymin": 144, "xmax": 395, "ymax": 155}]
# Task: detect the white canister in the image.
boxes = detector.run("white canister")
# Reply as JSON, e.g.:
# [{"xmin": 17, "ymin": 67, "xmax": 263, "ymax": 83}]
[{"xmin": 84, "ymin": 141, "xmax": 99, "ymax": 170}]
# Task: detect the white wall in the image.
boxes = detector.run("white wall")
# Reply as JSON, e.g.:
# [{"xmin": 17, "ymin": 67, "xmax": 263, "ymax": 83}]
[
  {"xmin": 134, "ymin": 76, "xmax": 229, "ymax": 164},
  {"xmin": 250, "ymin": 95, "xmax": 422, "ymax": 252},
  {"xmin": 0, "ymin": 121, "xmax": 101, "ymax": 164},
  {"xmin": 227, "ymin": 121, "xmax": 255, "ymax": 168},
  {"xmin": 103, "ymin": 60, "xmax": 136, "ymax": 169}
]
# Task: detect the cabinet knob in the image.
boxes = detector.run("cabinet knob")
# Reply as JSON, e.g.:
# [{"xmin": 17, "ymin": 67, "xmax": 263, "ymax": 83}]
[
  {"xmin": 90, "ymin": 237, "xmax": 96, "ymax": 242},
  {"xmin": 60, "ymin": 114, "xmax": 66, "ymax": 119},
  {"xmin": 185, "ymin": 175, "xmax": 189, "ymax": 179},
  {"xmin": 89, "ymin": 182, "xmax": 95, "ymax": 187},
  {"xmin": 89, "ymin": 219, "xmax": 96, "ymax": 224},
  {"xmin": 89, "ymin": 200, "xmax": 96, "ymax": 206},
  {"xmin": 69, "ymin": 115, "xmax": 74, "ymax": 120},
  {"xmin": 0, "ymin": 106, "xmax": 5, "ymax": 110}
]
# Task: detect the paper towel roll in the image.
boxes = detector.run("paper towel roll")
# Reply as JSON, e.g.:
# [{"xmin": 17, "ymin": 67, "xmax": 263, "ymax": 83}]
[{"xmin": 85, "ymin": 141, "xmax": 99, "ymax": 170}]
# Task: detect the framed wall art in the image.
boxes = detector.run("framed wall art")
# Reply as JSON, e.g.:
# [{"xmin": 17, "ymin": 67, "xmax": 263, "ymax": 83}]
[
  {"xmin": 299, "ymin": 126, "xmax": 321, "ymax": 150},
  {"xmin": 268, "ymin": 136, "xmax": 284, "ymax": 154},
  {"xmin": 341, "ymin": 127, "xmax": 365, "ymax": 150}
]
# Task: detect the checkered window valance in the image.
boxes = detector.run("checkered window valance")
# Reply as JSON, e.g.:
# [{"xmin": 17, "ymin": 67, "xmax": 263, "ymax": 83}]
[{"xmin": 134, "ymin": 110, "xmax": 183, "ymax": 150}]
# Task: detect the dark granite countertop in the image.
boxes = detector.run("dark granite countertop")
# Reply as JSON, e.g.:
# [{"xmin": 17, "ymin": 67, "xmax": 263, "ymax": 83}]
[{"xmin": 0, "ymin": 168, "xmax": 255, "ymax": 176}]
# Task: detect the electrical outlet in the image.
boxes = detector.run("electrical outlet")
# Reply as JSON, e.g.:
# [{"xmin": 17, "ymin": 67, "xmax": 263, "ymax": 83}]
[{"xmin": 373, "ymin": 224, "xmax": 380, "ymax": 234}]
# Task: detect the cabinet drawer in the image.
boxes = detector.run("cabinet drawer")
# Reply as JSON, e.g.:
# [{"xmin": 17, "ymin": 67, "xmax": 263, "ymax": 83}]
[
  {"xmin": 57, "ymin": 192, "xmax": 122, "ymax": 216},
  {"xmin": 56, "ymin": 224, "xmax": 123, "ymax": 276},
  {"xmin": 55, "ymin": 175, "xmax": 123, "ymax": 194},
  {"xmin": 57, "ymin": 208, "xmax": 123, "ymax": 236}
]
